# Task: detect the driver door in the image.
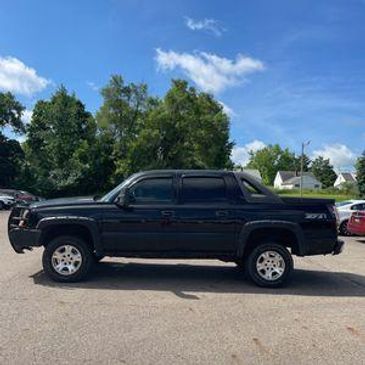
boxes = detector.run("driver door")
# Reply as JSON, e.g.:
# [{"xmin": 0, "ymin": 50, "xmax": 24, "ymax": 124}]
[{"xmin": 101, "ymin": 174, "xmax": 179, "ymax": 252}]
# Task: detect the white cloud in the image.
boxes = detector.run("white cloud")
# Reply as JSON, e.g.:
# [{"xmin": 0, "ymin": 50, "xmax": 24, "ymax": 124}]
[
  {"xmin": 312, "ymin": 144, "xmax": 356, "ymax": 170},
  {"xmin": 185, "ymin": 17, "xmax": 225, "ymax": 36},
  {"xmin": 21, "ymin": 109, "xmax": 33, "ymax": 125},
  {"xmin": 231, "ymin": 140, "xmax": 266, "ymax": 167},
  {"xmin": 87, "ymin": 81, "xmax": 99, "ymax": 91},
  {"xmin": 155, "ymin": 49, "xmax": 264, "ymax": 94},
  {"xmin": 219, "ymin": 101, "xmax": 236, "ymax": 118},
  {"xmin": 0, "ymin": 56, "xmax": 49, "ymax": 95}
]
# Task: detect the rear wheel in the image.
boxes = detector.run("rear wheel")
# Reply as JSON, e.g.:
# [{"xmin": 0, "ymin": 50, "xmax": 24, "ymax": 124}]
[
  {"xmin": 0, "ymin": 201, "xmax": 3, "ymax": 210},
  {"xmin": 339, "ymin": 220, "xmax": 350, "ymax": 236},
  {"xmin": 42, "ymin": 236, "xmax": 94, "ymax": 282},
  {"xmin": 245, "ymin": 243, "xmax": 293, "ymax": 288}
]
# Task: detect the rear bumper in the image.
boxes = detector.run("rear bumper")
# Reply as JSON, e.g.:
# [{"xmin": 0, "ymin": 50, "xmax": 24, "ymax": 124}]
[
  {"xmin": 8, "ymin": 227, "xmax": 42, "ymax": 253},
  {"xmin": 303, "ymin": 237, "xmax": 345, "ymax": 256}
]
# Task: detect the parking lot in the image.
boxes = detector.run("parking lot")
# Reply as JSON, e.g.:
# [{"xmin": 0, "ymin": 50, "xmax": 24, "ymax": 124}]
[{"xmin": 0, "ymin": 210, "xmax": 364, "ymax": 364}]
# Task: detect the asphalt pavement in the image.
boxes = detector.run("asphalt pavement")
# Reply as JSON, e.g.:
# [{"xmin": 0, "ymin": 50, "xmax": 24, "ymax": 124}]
[{"xmin": 0, "ymin": 210, "xmax": 364, "ymax": 364}]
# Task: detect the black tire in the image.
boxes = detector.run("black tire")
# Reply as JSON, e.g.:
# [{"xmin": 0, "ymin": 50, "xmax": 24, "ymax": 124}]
[
  {"xmin": 339, "ymin": 220, "xmax": 350, "ymax": 236},
  {"xmin": 42, "ymin": 236, "xmax": 94, "ymax": 282},
  {"xmin": 0, "ymin": 201, "xmax": 3, "ymax": 210},
  {"xmin": 245, "ymin": 243, "xmax": 293, "ymax": 288}
]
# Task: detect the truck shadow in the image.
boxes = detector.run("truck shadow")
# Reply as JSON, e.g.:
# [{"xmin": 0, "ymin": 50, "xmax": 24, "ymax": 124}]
[{"xmin": 31, "ymin": 261, "xmax": 365, "ymax": 299}]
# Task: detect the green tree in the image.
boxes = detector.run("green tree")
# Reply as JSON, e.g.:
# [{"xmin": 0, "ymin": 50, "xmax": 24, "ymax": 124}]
[
  {"xmin": 356, "ymin": 151, "xmax": 365, "ymax": 197},
  {"xmin": 0, "ymin": 92, "xmax": 25, "ymax": 133},
  {"xmin": 96, "ymin": 75, "xmax": 153, "ymax": 182},
  {"xmin": 293, "ymin": 154, "xmax": 311, "ymax": 172},
  {"xmin": 25, "ymin": 86, "xmax": 99, "ymax": 196},
  {"xmin": 310, "ymin": 156, "xmax": 337, "ymax": 188},
  {"xmin": 0, "ymin": 134, "xmax": 24, "ymax": 187},
  {"xmin": 126, "ymin": 79, "xmax": 233, "ymax": 172},
  {"xmin": 246, "ymin": 144, "xmax": 298, "ymax": 185},
  {"xmin": 0, "ymin": 92, "xmax": 26, "ymax": 188}
]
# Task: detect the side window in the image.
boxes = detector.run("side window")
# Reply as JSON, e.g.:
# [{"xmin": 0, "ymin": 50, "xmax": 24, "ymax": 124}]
[
  {"xmin": 182, "ymin": 177, "xmax": 227, "ymax": 203},
  {"xmin": 241, "ymin": 179, "xmax": 266, "ymax": 198},
  {"xmin": 129, "ymin": 177, "xmax": 174, "ymax": 203},
  {"xmin": 352, "ymin": 203, "xmax": 365, "ymax": 211}
]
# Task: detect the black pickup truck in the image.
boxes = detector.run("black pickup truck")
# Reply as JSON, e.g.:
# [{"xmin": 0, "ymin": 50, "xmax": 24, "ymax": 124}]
[{"xmin": 8, "ymin": 170, "xmax": 344, "ymax": 287}]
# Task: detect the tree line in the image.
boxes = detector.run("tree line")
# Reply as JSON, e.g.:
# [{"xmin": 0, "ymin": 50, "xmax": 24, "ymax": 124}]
[
  {"xmin": 1, "ymin": 75, "xmax": 364, "ymax": 198},
  {"xmin": 245, "ymin": 144, "xmax": 365, "ymax": 196},
  {"xmin": 244, "ymin": 144, "xmax": 337, "ymax": 188},
  {"xmin": 1, "ymin": 76, "xmax": 232, "ymax": 197}
]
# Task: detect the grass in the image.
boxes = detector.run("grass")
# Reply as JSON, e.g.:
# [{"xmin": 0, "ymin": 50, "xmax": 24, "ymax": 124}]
[{"xmin": 271, "ymin": 188, "xmax": 355, "ymax": 202}]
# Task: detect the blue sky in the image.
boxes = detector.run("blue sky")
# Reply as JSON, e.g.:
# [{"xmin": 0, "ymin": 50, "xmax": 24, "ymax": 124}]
[{"xmin": 1, "ymin": 0, "xmax": 364, "ymax": 171}]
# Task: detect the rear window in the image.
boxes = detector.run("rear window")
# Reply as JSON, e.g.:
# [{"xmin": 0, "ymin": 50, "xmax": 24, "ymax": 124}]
[{"xmin": 182, "ymin": 177, "xmax": 227, "ymax": 202}]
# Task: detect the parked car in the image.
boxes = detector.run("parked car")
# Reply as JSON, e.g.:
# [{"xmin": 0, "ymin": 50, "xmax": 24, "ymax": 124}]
[
  {"xmin": 347, "ymin": 211, "xmax": 365, "ymax": 236},
  {"xmin": 0, "ymin": 194, "xmax": 15, "ymax": 210},
  {"xmin": 0, "ymin": 189, "xmax": 42, "ymax": 205},
  {"xmin": 8, "ymin": 170, "xmax": 343, "ymax": 287},
  {"xmin": 335, "ymin": 200, "xmax": 365, "ymax": 235}
]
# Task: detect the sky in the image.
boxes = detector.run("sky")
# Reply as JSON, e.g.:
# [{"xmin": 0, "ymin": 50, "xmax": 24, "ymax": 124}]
[{"xmin": 1, "ymin": 0, "xmax": 364, "ymax": 171}]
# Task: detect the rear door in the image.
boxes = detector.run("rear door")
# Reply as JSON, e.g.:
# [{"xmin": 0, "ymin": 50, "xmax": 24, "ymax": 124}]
[{"xmin": 174, "ymin": 173, "xmax": 238, "ymax": 254}]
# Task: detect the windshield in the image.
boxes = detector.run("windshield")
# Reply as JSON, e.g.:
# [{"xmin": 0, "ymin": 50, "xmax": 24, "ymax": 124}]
[{"xmin": 100, "ymin": 175, "xmax": 135, "ymax": 202}]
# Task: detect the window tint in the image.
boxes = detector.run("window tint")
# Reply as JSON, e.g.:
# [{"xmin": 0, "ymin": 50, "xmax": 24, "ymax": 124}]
[
  {"xmin": 241, "ymin": 179, "xmax": 266, "ymax": 198},
  {"xmin": 182, "ymin": 177, "xmax": 227, "ymax": 202},
  {"xmin": 129, "ymin": 177, "xmax": 173, "ymax": 203}
]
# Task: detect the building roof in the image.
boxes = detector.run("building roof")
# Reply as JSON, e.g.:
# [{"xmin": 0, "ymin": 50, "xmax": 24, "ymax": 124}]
[
  {"xmin": 339, "ymin": 172, "xmax": 356, "ymax": 183},
  {"xmin": 277, "ymin": 171, "xmax": 316, "ymax": 183}
]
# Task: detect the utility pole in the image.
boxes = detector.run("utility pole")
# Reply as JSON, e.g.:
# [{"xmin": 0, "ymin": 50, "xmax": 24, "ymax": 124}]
[{"xmin": 300, "ymin": 140, "xmax": 311, "ymax": 198}]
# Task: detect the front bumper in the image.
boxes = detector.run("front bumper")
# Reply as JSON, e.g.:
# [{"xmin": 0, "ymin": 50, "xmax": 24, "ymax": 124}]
[{"xmin": 8, "ymin": 227, "xmax": 42, "ymax": 253}]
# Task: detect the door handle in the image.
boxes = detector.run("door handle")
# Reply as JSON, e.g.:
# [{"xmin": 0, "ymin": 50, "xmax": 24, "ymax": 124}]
[
  {"xmin": 161, "ymin": 210, "xmax": 175, "ymax": 218},
  {"xmin": 216, "ymin": 210, "xmax": 229, "ymax": 217}
]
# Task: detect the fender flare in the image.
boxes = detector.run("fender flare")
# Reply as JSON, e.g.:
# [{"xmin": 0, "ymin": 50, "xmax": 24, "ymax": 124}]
[
  {"xmin": 237, "ymin": 220, "xmax": 306, "ymax": 257},
  {"xmin": 37, "ymin": 216, "xmax": 102, "ymax": 254}
]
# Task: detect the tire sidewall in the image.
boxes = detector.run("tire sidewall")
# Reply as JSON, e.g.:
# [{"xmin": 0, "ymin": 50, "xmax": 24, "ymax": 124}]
[
  {"xmin": 339, "ymin": 220, "xmax": 350, "ymax": 236},
  {"xmin": 42, "ymin": 236, "xmax": 93, "ymax": 282},
  {"xmin": 246, "ymin": 243, "xmax": 293, "ymax": 288}
]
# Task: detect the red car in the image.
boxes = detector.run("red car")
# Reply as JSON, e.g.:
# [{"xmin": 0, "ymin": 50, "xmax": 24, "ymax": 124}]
[{"xmin": 347, "ymin": 211, "xmax": 365, "ymax": 236}]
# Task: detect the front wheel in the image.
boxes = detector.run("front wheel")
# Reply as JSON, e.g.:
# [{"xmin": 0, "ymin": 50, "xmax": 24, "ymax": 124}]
[
  {"xmin": 42, "ymin": 236, "xmax": 94, "ymax": 282},
  {"xmin": 246, "ymin": 243, "xmax": 293, "ymax": 288}
]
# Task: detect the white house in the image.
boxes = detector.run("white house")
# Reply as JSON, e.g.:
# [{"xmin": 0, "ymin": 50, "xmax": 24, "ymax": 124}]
[
  {"xmin": 334, "ymin": 172, "xmax": 357, "ymax": 189},
  {"xmin": 274, "ymin": 171, "xmax": 322, "ymax": 190}
]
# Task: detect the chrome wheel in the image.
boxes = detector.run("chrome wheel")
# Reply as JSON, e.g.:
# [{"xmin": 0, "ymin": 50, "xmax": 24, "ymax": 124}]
[
  {"xmin": 256, "ymin": 251, "xmax": 285, "ymax": 281},
  {"xmin": 51, "ymin": 245, "xmax": 83, "ymax": 276}
]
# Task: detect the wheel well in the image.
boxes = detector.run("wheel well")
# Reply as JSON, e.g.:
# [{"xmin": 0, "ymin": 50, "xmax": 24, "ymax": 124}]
[
  {"xmin": 41, "ymin": 224, "xmax": 95, "ymax": 252},
  {"xmin": 244, "ymin": 227, "xmax": 299, "ymax": 256}
]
